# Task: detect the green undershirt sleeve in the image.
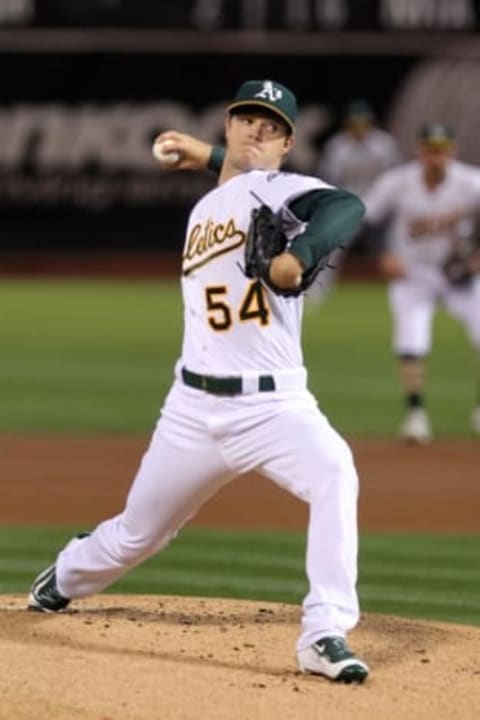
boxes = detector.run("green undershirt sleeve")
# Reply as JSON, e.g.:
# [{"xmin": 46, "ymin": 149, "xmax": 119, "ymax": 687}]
[
  {"xmin": 288, "ymin": 189, "xmax": 365, "ymax": 271},
  {"xmin": 205, "ymin": 151, "xmax": 365, "ymax": 272}
]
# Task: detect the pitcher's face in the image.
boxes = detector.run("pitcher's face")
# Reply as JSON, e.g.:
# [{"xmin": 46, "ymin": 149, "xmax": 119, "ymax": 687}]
[{"xmin": 225, "ymin": 110, "xmax": 294, "ymax": 172}]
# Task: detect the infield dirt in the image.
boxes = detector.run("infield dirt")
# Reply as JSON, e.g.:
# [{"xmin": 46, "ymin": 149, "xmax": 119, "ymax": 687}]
[
  {"xmin": 1, "ymin": 434, "xmax": 479, "ymax": 530},
  {"xmin": 1, "ymin": 594, "xmax": 480, "ymax": 720}
]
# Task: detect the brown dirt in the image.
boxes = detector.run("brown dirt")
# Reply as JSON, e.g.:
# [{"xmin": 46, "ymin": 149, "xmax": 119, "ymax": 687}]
[
  {"xmin": 1, "ymin": 595, "xmax": 479, "ymax": 720},
  {"xmin": 1, "ymin": 433, "xmax": 479, "ymax": 719},
  {"xmin": 1, "ymin": 434, "xmax": 479, "ymax": 530}
]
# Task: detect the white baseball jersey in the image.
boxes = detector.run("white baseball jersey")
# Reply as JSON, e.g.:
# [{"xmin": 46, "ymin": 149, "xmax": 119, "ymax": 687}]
[
  {"xmin": 364, "ymin": 160, "xmax": 480, "ymax": 272},
  {"xmin": 318, "ymin": 128, "xmax": 401, "ymax": 198},
  {"xmin": 179, "ymin": 170, "xmax": 330, "ymax": 375}
]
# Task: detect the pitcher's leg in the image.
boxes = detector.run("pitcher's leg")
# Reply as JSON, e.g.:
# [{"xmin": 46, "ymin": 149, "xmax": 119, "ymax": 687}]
[
  {"xmin": 56, "ymin": 427, "xmax": 232, "ymax": 598},
  {"xmin": 258, "ymin": 404, "xmax": 360, "ymax": 650},
  {"xmin": 300, "ymin": 450, "xmax": 359, "ymax": 649}
]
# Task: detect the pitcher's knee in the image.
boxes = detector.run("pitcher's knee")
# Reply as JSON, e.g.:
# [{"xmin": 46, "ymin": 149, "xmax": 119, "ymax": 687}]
[
  {"xmin": 112, "ymin": 529, "xmax": 170, "ymax": 567},
  {"xmin": 309, "ymin": 451, "xmax": 358, "ymax": 499}
]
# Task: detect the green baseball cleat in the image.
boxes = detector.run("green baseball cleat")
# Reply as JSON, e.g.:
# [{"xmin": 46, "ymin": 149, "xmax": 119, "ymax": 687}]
[{"xmin": 297, "ymin": 636, "xmax": 369, "ymax": 683}]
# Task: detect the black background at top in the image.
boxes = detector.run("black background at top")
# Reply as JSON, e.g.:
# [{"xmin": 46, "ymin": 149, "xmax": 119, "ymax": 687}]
[{"xmin": 32, "ymin": 0, "xmax": 480, "ymax": 30}]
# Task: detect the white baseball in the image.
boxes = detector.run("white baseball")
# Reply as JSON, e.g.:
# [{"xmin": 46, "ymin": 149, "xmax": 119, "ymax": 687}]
[{"xmin": 152, "ymin": 139, "xmax": 181, "ymax": 165}]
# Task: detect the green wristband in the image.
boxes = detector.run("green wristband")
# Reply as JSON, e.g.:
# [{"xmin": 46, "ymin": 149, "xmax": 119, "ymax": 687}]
[{"xmin": 208, "ymin": 145, "xmax": 226, "ymax": 174}]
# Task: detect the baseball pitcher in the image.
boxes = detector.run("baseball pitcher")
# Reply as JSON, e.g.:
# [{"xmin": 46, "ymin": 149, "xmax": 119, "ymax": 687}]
[{"xmin": 28, "ymin": 80, "xmax": 369, "ymax": 683}]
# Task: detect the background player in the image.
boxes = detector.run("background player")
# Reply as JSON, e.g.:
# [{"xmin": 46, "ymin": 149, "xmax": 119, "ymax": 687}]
[
  {"xmin": 308, "ymin": 100, "xmax": 401, "ymax": 303},
  {"xmin": 317, "ymin": 100, "xmax": 401, "ymax": 199},
  {"xmin": 363, "ymin": 123, "xmax": 480, "ymax": 442},
  {"xmin": 28, "ymin": 79, "xmax": 369, "ymax": 683}
]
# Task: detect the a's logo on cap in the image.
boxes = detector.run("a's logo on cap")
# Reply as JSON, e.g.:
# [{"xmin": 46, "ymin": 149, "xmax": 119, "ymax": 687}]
[{"xmin": 254, "ymin": 81, "xmax": 283, "ymax": 103}]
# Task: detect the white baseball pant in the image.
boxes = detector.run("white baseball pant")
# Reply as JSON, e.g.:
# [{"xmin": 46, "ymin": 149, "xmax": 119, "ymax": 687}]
[
  {"xmin": 389, "ymin": 272, "xmax": 480, "ymax": 355},
  {"xmin": 56, "ymin": 373, "xmax": 360, "ymax": 651}
]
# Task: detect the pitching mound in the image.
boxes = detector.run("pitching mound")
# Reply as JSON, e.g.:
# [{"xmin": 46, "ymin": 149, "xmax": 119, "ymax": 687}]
[{"xmin": 1, "ymin": 595, "xmax": 479, "ymax": 720}]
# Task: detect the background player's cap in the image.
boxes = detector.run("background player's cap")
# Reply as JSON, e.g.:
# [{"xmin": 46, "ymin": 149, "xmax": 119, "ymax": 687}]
[
  {"xmin": 417, "ymin": 123, "xmax": 455, "ymax": 146},
  {"xmin": 227, "ymin": 80, "xmax": 297, "ymax": 133},
  {"xmin": 344, "ymin": 99, "xmax": 374, "ymax": 121}
]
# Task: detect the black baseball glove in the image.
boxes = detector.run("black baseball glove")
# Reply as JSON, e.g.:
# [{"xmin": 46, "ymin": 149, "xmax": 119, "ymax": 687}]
[
  {"xmin": 244, "ymin": 203, "xmax": 288, "ymax": 283},
  {"xmin": 442, "ymin": 249, "xmax": 475, "ymax": 287},
  {"xmin": 244, "ymin": 203, "xmax": 334, "ymax": 297}
]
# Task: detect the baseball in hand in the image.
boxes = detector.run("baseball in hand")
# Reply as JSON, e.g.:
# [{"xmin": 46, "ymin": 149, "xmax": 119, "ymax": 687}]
[{"xmin": 152, "ymin": 139, "xmax": 181, "ymax": 166}]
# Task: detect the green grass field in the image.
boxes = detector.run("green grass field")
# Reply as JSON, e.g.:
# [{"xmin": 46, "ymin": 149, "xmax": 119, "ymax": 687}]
[
  {"xmin": 1, "ymin": 526, "xmax": 479, "ymax": 626},
  {"xmin": 0, "ymin": 278, "xmax": 477, "ymax": 435},
  {"xmin": 1, "ymin": 278, "xmax": 478, "ymax": 626}
]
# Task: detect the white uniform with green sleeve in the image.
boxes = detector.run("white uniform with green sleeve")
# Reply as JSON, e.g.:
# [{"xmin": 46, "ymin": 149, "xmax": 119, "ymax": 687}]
[{"xmin": 56, "ymin": 168, "xmax": 361, "ymax": 653}]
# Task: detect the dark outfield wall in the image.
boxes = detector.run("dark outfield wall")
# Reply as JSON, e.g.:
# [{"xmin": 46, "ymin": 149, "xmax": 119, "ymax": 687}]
[
  {"xmin": 0, "ymin": 52, "xmax": 414, "ymax": 254},
  {"xmin": 1, "ymin": 43, "xmax": 480, "ymax": 256}
]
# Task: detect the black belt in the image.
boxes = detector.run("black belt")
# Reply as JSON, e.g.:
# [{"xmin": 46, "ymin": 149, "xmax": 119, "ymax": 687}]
[{"xmin": 181, "ymin": 367, "xmax": 275, "ymax": 395}]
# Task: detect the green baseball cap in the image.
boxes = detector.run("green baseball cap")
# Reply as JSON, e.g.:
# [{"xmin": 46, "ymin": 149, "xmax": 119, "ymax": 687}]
[
  {"xmin": 417, "ymin": 123, "xmax": 455, "ymax": 146},
  {"xmin": 227, "ymin": 79, "xmax": 297, "ymax": 133}
]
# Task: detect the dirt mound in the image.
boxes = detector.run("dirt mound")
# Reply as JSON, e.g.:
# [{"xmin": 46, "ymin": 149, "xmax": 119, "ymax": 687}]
[{"xmin": 1, "ymin": 594, "xmax": 479, "ymax": 720}]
